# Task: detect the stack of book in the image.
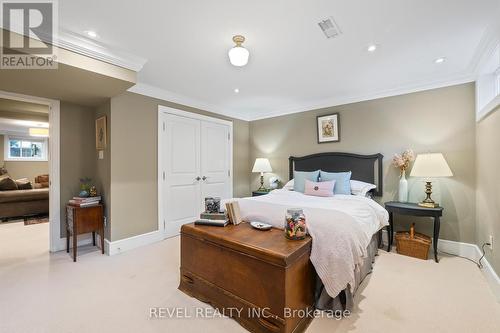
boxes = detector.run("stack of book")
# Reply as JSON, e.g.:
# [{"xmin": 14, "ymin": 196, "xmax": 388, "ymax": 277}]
[
  {"xmin": 195, "ymin": 212, "xmax": 229, "ymax": 227},
  {"xmin": 225, "ymin": 201, "xmax": 242, "ymax": 225},
  {"xmin": 69, "ymin": 196, "xmax": 101, "ymax": 207}
]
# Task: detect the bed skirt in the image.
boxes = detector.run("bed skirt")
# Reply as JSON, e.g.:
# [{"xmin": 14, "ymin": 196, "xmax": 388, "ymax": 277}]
[{"xmin": 314, "ymin": 232, "xmax": 381, "ymax": 312}]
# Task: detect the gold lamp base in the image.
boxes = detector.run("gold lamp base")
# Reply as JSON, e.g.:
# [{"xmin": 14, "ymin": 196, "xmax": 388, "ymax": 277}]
[{"xmin": 418, "ymin": 181, "xmax": 440, "ymax": 208}]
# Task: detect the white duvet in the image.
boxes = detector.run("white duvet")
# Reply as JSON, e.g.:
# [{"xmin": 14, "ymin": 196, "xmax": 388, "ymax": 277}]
[{"xmin": 234, "ymin": 189, "xmax": 389, "ymax": 299}]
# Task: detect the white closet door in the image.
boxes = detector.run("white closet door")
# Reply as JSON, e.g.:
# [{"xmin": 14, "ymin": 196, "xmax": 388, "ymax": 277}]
[
  {"xmin": 200, "ymin": 121, "xmax": 231, "ymax": 203},
  {"xmin": 163, "ymin": 114, "xmax": 201, "ymax": 237}
]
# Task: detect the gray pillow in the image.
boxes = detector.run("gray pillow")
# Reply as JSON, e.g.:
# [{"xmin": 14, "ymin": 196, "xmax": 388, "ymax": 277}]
[{"xmin": 0, "ymin": 175, "xmax": 18, "ymax": 191}]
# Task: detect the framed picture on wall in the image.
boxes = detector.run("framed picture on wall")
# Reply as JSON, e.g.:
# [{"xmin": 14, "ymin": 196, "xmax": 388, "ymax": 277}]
[
  {"xmin": 317, "ymin": 113, "xmax": 340, "ymax": 143},
  {"xmin": 95, "ymin": 116, "xmax": 107, "ymax": 150}
]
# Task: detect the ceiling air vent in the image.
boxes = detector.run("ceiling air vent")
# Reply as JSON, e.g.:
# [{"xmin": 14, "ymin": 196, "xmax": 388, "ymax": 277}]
[{"xmin": 318, "ymin": 16, "xmax": 342, "ymax": 39}]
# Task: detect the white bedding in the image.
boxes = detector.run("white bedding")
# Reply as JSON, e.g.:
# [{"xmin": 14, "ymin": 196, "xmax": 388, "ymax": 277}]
[{"xmin": 233, "ymin": 189, "xmax": 389, "ymax": 299}]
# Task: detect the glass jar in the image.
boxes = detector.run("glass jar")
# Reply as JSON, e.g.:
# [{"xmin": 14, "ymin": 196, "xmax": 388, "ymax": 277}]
[{"xmin": 285, "ymin": 208, "xmax": 307, "ymax": 240}]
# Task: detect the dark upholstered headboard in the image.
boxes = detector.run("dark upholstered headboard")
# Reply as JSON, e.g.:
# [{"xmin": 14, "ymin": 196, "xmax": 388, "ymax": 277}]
[{"xmin": 289, "ymin": 152, "xmax": 384, "ymax": 196}]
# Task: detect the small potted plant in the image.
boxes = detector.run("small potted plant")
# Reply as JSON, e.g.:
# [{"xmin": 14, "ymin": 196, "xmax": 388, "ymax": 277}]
[
  {"xmin": 79, "ymin": 177, "xmax": 92, "ymax": 198},
  {"xmin": 392, "ymin": 149, "xmax": 415, "ymax": 202}
]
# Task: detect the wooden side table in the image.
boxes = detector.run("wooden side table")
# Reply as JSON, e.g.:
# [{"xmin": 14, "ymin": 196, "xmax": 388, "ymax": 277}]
[
  {"xmin": 384, "ymin": 201, "xmax": 443, "ymax": 262},
  {"xmin": 66, "ymin": 204, "xmax": 104, "ymax": 262}
]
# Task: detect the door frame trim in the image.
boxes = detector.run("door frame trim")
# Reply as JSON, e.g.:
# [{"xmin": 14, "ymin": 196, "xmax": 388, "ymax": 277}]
[
  {"xmin": 0, "ymin": 90, "xmax": 61, "ymax": 252},
  {"xmin": 158, "ymin": 105, "xmax": 233, "ymax": 238}
]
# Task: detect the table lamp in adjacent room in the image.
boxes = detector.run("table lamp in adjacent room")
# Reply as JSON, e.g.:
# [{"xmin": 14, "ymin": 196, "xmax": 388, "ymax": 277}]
[
  {"xmin": 410, "ymin": 153, "xmax": 453, "ymax": 208},
  {"xmin": 252, "ymin": 158, "xmax": 272, "ymax": 191}
]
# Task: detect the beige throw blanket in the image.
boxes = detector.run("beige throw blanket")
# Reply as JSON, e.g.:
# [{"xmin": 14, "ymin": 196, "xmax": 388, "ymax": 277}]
[{"xmin": 233, "ymin": 190, "xmax": 389, "ymax": 298}]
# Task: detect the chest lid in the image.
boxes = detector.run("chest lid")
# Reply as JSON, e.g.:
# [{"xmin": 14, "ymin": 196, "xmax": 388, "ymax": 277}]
[{"xmin": 181, "ymin": 222, "xmax": 311, "ymax": 267}]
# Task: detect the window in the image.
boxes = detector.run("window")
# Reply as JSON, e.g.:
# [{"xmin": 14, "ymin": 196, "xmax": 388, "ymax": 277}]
[{"xmin": 4, "ymin": 136, "xmax": 48, "ymax": 161}]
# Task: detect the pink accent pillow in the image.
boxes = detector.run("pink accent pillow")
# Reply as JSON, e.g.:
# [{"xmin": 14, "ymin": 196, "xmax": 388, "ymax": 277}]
[{"xmin": 304, "ymin": 180, "xmax": 335, "ymax": 197}]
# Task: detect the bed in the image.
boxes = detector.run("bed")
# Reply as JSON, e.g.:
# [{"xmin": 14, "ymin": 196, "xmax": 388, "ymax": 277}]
[{"xmin": 236, "ymin": 152, "xmax": 389, "ymax": 312}]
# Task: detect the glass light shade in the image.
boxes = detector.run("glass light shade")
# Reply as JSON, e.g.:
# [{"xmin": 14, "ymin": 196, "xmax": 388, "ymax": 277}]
[
  {"xmin": 228, "ymin": 46, "xmax": 249, "ymax": 67},
  {"xmin": 29, "ymin": 127, "xmax": 49, "ymax": 137},
  {"xmin": 252, "ymin": 158, "xmax": 272, "ymax": 173},
  {"xmin": 410, "ymin": 153, "xmax": 453, "ymax": 178}
]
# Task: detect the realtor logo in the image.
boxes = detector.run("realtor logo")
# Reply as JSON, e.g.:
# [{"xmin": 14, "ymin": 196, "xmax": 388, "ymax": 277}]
[{"xmin": 0, "ymin": 0, "xmax": 58, "ymax": 69}]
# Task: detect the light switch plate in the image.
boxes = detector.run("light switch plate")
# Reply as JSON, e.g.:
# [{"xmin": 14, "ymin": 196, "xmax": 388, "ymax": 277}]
[{"xmin": 98, "ymin": 150, "xmax": 104, "ymax": 159}]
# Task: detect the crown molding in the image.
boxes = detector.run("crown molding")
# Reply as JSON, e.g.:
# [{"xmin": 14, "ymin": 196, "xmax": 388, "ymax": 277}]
[
  {"xmin": 468, "ymin": 18, "xmax": 500, "ymax": 75},
  {"xmin": 1, "ymin": 27, "xmax": 147, "ymax": 72},
  {"xmin": 54, "ymin": 29, "xmax": 148, "ymax": 72},
  {"xmin": 243, "ymin": 73, "xmax": 476, "ymax": 121},
  {"xmin": 127, "ymin": 83, "xmax": 251, "ymax": 121}
]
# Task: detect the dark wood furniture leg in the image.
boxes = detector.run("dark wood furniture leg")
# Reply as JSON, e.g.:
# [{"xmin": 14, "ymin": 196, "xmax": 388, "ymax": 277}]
[
  {"xmin": 433, "ymin": 216, "xmax": 440, "ymax": 263},
  {"xmin": 92, "ymin": 231, "xmax": 96, "ymax": 246},
  {"xmin": 73, "ymin": 223, "xmax": 77, "ymax": 262},
  {"xmin": 66, "ymin": 228, "xmax": 69, "ymax": 253},
  {"xmin": 387, "ymin": 211, "xmax": 393, "ymax": 252}
]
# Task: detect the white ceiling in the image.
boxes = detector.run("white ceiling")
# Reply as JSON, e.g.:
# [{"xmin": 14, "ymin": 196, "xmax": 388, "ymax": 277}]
[{"xmin": 59, "ymin": 0, "xmax": 500, "ymax": 120}]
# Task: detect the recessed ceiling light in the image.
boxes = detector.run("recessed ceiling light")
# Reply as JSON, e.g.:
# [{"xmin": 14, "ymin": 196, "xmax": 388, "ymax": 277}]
[
  {"xmin": 234, "ymin": 88, "xmax": 239, "ymax": 93},
  {"xmin": 435, "ymin": 57, "xmax": 446, "ymax": 64},
  {"xmin": 367, "ymin": 44, "xmax": 377, "ymax": 52},
  {"xmin": 85, "ymin": 30, "xmax": 98, "ymax": 38}
]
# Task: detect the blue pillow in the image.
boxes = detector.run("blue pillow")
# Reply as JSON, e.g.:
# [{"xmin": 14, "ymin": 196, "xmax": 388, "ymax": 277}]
[
  {"xmin": 293, "ymin": 170, "xmax": 320, "ymax": 193},
  {"xmin": 319, "ymin": 171, "xmax": 352, "ymax": 195}
]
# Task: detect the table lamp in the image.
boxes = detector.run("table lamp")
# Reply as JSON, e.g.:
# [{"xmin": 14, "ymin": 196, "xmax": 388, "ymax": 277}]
[
  {"xmin": 410, "ymin": 153, "xmax": 453, "ymax": 208},
  {"xmin": 252, "ymin": 158, "xmax": 272, "ymax": 191}
]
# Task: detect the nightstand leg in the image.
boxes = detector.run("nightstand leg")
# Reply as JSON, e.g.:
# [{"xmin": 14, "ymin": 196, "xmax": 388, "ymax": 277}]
[
  {"xmin": 387, "ymin": 212, "xmax": 393, "ymax": 252},
  {"xmin": 433, "ymin": 216, "xmax": 441, "ymax": 263},
  {"xmin": 73, "ymin": 225, "xmax": 77, "ymax": 262},
  {"xmin": 92, "ymin": 231, "xmax": 96, "ymax": 246},
  {"xmin": 66, "ymin": 229, "xmax": 69, "ymax": 253}
]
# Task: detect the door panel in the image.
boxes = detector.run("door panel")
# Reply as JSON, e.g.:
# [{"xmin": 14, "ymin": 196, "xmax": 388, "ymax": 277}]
[
  {"xmin": 164, "ymin": 114, "xmax": 201, "ymax": 237},
  {"xmin": 200, "ymin": 122, "xmax": 231, "ymax": 202}
]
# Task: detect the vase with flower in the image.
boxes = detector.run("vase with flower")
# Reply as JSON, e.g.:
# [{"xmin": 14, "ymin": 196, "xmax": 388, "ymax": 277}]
[{"xmin": 392, "ymin": 149, "xmax": 415, "ymax": 202}]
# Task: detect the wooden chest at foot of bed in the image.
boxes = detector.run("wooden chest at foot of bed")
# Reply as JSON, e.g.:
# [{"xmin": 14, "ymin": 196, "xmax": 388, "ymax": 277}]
[{"xmin": 179, "ymin": 222, "xmax": 315, "ymax": 333}]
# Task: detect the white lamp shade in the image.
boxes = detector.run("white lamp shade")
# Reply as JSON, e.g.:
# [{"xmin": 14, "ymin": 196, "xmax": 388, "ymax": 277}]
[
  {"xmin": 228, "ymin": 46, "xmax": 249, "ymax": 67},
  {"xmin": 410, "ymin": 153, "xmax": 453, "ymax": 178},
  {"xmin": 252, "ymin": 158, "xmax": 272, "ymax": 173}
]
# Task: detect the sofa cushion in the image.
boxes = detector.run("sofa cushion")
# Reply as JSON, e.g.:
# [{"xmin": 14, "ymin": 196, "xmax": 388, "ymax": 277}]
[
  {"xmin": 0, "ymin": 188, "xmax": 49, "ymax": 203},
  {"xmin": 0, "ymin": 175, "xmax": 18, "ymax": 191},
  {"xmin": 35, "ymin": 174, "xmax": 49, "ymax": 188},
  {"xmin": 16, "ymin": 178, "xmax": 33, "ymax": 190}
]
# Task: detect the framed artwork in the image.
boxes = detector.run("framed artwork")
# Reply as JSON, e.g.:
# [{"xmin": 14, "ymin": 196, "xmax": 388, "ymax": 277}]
[
  {"xmin": 95, "ymin": 116, "xmax": 107, "ymax": 150},
  {"xmin": 317, "ymin": 113, "xmax": 340, "ymax": 143}
]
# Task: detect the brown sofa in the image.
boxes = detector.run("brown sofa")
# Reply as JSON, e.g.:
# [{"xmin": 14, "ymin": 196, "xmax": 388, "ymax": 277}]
[
  {"xmin": 0, "ymin": 173, "xmax": 49, "ymax": 220},
  {"xmin": 0, "ymin": 188, "xmax": 49, "ymax": 219}
]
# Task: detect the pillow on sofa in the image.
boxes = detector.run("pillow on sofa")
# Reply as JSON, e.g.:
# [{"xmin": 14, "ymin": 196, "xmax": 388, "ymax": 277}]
[
  {"xmin": 0, "ymin": 175, "xmax": 18, "ymax": 191},
  {"xmin": 0, "ymin": 166, "xmax": 8, "ymax": 175},
  {"xmin": 35, "ymin": 174, "xmax": 49, "ymax": 188},
  {"xmin": 16, "ymin": 178, "xmax": 33, "ymax": 190}
]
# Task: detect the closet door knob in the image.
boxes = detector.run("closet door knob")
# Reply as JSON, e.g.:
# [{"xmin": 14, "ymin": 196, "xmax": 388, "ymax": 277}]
[
  {"xmin": 195, "ymin": 176, "xmax": 201, "ymax": 181},
  {"xmin": 202, "ymin": 176, "xmax": 207, "ymax": 181}
]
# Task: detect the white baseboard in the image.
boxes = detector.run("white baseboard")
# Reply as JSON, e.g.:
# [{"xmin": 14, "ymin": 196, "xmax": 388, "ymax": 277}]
[
  {"xmin": 105, "ymin": 230, "xmax": 164, "ymax": 256},
  {"xmin": 381, "ymin": 229, "xmax": 500, "ymax": 302}
]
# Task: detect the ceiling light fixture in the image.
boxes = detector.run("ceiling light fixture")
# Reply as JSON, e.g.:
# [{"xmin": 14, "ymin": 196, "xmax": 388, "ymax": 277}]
[
  {"xmin": 85, "ymin": 30, "xmax": 98, "ymax": 38},
  {"xmin": 435, "ymin": 57, "xmax": 446, "ymax": 64},
  {"xmin": 29, "ymin": 128, "xmax": 49, "ymax": 137},
  {"xmin": 367, "ymin": 44, "xmax": 377, "ymax": 52},
  {"xmin": 228, "ymin": 35, "xmax": 249, "ymax": 67},
  {"xmin": 234, "ymin": 88, "xmax": 239, "ymax": 93}
]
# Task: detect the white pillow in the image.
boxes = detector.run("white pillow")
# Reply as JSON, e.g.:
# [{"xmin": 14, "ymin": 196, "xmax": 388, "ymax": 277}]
[
  {"xmin": 283, "ymin": 179, "xmax": 294, "ymax": 190},
  {"xmin": 350, "ymin": 180, "xmax": 376, "ymax": 197}
]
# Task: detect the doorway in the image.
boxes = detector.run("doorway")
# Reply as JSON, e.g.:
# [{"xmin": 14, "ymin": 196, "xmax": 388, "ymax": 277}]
[{"xmin": 0, "ymin": 90, "xmax": 60, "ymax": 253}]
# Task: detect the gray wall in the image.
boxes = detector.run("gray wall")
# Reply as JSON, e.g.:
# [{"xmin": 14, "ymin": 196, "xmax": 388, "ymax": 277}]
[
  {"xmin": 108, "ymin": 92, "xmax": 250, "ymax": 241},
  {"xmin": 94, "ymin": 101, "xmax": 111, "ymax": 240},
  {"xmin": 476, "ymin": 105, "xmax": 500, "ymax": 273},
  {"xmin": 60, "ymin": 102, "xmax": 96, "ymax": 236},
  {"xmin": 250, "ymin": 83, "xmax": 476, "ymax": 243}
]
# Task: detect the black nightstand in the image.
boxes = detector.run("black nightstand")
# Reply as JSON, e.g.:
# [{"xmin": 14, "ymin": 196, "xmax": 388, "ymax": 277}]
[
  {"xmin": 384, "ymin": 201, "xmax": 444, "ymax": 262},
  {"xmin": 252, "ymin": 190, "xmax": 270, "ymax": 197}
]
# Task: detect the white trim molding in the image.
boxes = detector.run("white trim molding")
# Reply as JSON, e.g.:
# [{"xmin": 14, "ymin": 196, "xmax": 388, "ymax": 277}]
[{"xmin": 105, "ymin": 231, "xmax": 164, "ymax": 256}]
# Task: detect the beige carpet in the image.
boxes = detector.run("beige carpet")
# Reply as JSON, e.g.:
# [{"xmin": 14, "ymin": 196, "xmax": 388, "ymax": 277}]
[{"xmin": 1, "ymin": 221, "xmax": 499, "ymax": 333}]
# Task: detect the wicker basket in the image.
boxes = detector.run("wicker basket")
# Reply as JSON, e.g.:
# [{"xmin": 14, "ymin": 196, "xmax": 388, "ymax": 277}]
[{"xmin": 395, "ymin": 223, "xmax": 431, "ymax": 260}]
